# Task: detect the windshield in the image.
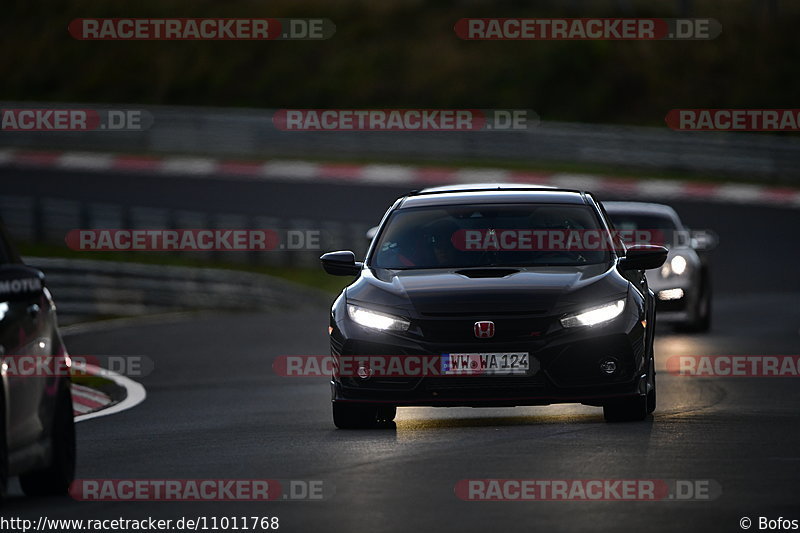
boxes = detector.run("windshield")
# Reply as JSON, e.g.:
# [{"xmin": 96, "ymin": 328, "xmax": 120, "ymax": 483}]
[
  {"xmin": 607, "ymin": 213, "xmax": 681, "ymax": 248},
  {"xmin": 370, "ymin": 204, "xmax": 612, "ymax": 269}
]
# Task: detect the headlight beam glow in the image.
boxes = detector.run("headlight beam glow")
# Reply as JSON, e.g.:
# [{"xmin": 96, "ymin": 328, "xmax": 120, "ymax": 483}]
[
  {"xmin": 347, "ymin": 304, "xmax": 411, "ymax": 332},
  {"xmin": 560, "ymin": 299, "xmax": 626, "ymax": 328},
  {"xmin": 670, "ymin": 255, "xmax": 687, "ymax": 275}
]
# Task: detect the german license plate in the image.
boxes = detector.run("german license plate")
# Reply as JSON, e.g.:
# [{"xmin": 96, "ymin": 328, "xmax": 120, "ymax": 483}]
[{"xmin": 442, "ymin": 353, "xmax": 529, "ymax": 376}]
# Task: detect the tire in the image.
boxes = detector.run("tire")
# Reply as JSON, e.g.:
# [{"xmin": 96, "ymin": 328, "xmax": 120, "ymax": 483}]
[
  {"xmin": 20, "ymin": 385, "xmax": 75, "ymax": 497},
  {"xmin": 605, "ymin": 352, "xmax": 656, "ymax": 422},
  {"xmin": 603, "ymin": 395, "xmax": 649, "ymax": 422},
  {"xmin": 332, "ymin": 402, "xmax": 395, "ymax": 429},
  {"xmin": 376, "ymin": 405, "xmax": 397, "ymax": 423},
  {"xmin": 675, "ymin": 278, "xmax": 712, "ymax": 333},
  {"xmin": 647, "ymin": 381, "xmax": 657, "ymax": 415},
  {"xmin": 646, "ymin": 356, "xmax": 657, "ymax": 415}
]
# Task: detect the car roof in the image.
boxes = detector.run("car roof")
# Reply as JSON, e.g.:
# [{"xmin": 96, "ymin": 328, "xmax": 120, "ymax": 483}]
[
  {"xmin": 602, "ymin": 201, "xmax": 684, "ymax": 228},
  {"xmin": 602, "ymin": 201, "xmax": 680, "ymax": 217},
  {"xmin": 399, "ymin": 183, "xmax": 589, "ymax": 208}
]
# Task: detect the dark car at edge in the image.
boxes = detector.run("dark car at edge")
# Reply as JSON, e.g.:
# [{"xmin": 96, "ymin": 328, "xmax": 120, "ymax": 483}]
[{"xmin": 0, "ymin": 219, "xmax": 75, "ymax": 502}]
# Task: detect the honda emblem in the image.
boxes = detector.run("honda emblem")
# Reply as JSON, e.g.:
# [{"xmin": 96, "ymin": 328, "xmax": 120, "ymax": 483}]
[{"xmin": 474, "ymin": 321, "xmax": 495, "ymax": 339}]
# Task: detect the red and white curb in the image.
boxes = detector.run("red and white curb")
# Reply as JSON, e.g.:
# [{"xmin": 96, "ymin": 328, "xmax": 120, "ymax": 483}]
[
  {"xmin": 71, "ymin": 362, "xmax": 147, "ymax": 423},
  {"xmin": 71, "ymin": 383, "xmax": 112, "ymax": 416},
  {"xmin": 2, "ymin": 147, "xmax": 799, "ymax": 208}
]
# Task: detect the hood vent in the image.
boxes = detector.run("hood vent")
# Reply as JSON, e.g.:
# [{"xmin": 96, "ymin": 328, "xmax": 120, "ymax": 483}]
[
  {"xmin": 455, "ymin": 268, "xmax": 520, "ymax": 279},
  {"xmin": 421, "ymin": 310, "xmax": 546, "ymax": 317}
]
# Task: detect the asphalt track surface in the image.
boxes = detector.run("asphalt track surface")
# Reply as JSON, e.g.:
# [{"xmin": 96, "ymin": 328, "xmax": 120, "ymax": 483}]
[{"xmin": 2, "ymin": 167, "xmax": 800, "ymax": 532}]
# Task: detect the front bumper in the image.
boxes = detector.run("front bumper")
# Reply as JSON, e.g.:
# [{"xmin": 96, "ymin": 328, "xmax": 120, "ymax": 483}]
[
  {"xmin": 647, "ymin": 271, "xmax": 699, "ymax": 323},
  {"xmin": 330, "ymin": 304, "xmax": 650, "ymax": 408}
]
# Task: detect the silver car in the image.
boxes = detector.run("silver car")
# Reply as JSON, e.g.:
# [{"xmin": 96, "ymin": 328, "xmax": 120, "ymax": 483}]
[
  {"xmin": 0, "ymin": 220, "xmax": 75, "ymax": 501},
  {"xmin": 602, "ymin": 202, "xmax": 712, "ymax": 333}
]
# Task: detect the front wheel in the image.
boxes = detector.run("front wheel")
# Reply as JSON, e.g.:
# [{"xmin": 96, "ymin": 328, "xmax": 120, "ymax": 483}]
[
  {"xmin": 332, "ymin": 402, "xmax": 396, "ymax": 429},
  {"xmin": 20, "ymin": 384, "xmax": 76, "ymax": 497},
  {"xmin": 646, "ymin": 356, "xmax": 657, "ymax": 415},
  {"xmin": 675, "ymin": 278, "xmax": 712, "ymax": 333}
]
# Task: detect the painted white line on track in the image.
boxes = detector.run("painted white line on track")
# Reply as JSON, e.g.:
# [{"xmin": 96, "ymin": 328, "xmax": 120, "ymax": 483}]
[
  {"xmin": 160, "ymin": 157, "xmax": 217, "ymax": 176},
  {"xmin": 58, "ymin": 152, "xmax": 114, "ymax": 171},
  {"xmin": 72, "ymin": 402, "xmax": 96, "ymax": 414},
  {"xmin": 0, "ymin": 148, "xmax": 17, "ymax": 163},
  {"xmin": 262, "ymin": 160, "xmax": 320, "ymax": 179},
  {"xmin": 361, "ymin": 164, "xmax": 416, "ymax": 184},
  {"xmin": 550, "ymin": 173, "xmax": 603, "ymax": 191},
  {"xmin": 638, "ymin": 179, "xmax": 686, "ymax": 198},
  {"xmin": 72, "ymin": 362, "xmax": 146, "ymax": 423},
  {"xmin": 454, "ymin": 168, "xmax": 512, "ymax": 183},
  {"xmin": 71, "ymin": 384, "xmax": 111, "ymax": 404},
  {"xmin": 715, "ymin": 184, "xmax": 766, "ymax": 203}
]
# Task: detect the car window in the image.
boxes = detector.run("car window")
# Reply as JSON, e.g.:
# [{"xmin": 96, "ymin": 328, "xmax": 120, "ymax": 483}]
[
  {"xmin": 606, "ymin": 213, "xmax": 680, "ymax": 248},
  {"xmin": 371, "ymin": 204, "xmax": 612, "ymax": 269}
]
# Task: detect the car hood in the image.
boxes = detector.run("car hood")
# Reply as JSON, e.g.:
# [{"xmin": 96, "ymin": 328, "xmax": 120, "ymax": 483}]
[{"xmin": 346, "ymin": 263, "xmax": 629, "ymax": 317}]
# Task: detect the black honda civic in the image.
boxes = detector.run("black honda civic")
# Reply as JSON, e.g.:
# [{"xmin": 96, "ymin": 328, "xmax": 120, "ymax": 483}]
[{"xmin": 321, "ymin": 184, "xmax": 667, "ymax": 428}]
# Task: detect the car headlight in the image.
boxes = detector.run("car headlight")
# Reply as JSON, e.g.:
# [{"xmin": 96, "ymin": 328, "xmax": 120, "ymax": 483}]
[
  {"xmin": 670, "ymin": 255, "xmax": 687, "ymax": 275},
  {"xmin": 560, "ymin": 299, "xmax": 626, "ymax": 328},
  {"xmin": 347, "ymin": 304, "xmax": 410, "ymax": 332}
]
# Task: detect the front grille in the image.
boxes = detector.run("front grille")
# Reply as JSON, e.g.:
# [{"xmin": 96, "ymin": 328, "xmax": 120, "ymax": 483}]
[{"xmin": 416, "ymin": 316, "xmax": 553, "ymax": 343}]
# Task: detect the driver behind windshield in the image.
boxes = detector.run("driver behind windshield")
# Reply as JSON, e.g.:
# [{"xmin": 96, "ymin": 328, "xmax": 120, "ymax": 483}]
[{"xmin": 372, "ymin": 205, "xmax": 609, "ymax": 269}]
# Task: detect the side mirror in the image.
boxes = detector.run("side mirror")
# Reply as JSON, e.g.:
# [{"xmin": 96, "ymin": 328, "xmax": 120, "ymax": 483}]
[
  {"xmin": 320, "ymin": 251, "xmax": 362, "ymax": 276},
  {"xmin": 619, "ymin": 245, "xmax": 668, "ymax": 271},
  {"xmin": 0, "ymin": 264, "xmax": 45, "ymax": 301}
]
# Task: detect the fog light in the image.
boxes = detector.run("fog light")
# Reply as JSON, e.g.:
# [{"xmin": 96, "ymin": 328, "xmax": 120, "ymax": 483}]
[
  {"xmin": 658, "ymin": 288, "xmax": 685, "ymax": 301},
  {"xmin": 599, "ymin": 358, "xmax": 618, "ymax": 374}
]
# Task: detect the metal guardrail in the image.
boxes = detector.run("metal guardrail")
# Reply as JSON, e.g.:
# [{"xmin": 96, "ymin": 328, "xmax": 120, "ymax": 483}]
[
  {"xmin": 2, "ymin": 103, "xmax": 799, "ymax": 180},
  {"xmin": 0, "ymin": 193, "xmax": 366, "ymax": 325},
  {"xmin": 24, "ymin": 256, "xmax": 330, "ymax": 325},
  {"xmin": 0, "ymin": 194, "xmax": 372, "ymax": 269}
]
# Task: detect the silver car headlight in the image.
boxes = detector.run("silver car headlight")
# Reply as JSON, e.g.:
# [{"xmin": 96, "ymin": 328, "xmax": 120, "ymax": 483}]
[
  {"xmin": 661, "ymin": 254, "xmax": 688, "ymax": 277},
  {"xmin": 560, "ymin": 299, "xmax": 626, "ymax": 328},
  {"xmin": 347, "ymin": 304, "xmax": 410, "ymax": 332},
  {"xmin": 670, "ymin": 255, "xmax": 687, "ymax": 275}
]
